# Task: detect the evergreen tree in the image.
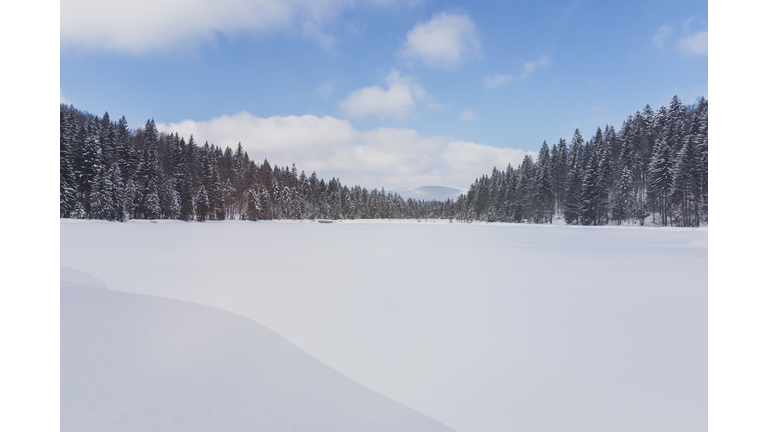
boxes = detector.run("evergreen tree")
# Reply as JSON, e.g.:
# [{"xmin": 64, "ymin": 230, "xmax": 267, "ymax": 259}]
[
  {"xmin": 108, "ymin": 164, "xmax": 125, "ymax": 222},
  {"xmin": 242, "ymin": 189, "xmax": 260, "ymax": 221},
  {"xmin": 60, "ymin": 109, "xmax": 78, "ymax": 217},
  {"xmin": 648, "ymin": 137, "xmax": 675, "ymax": 225},
  {"xmin": 195, "ymin": 185, "xmax": 209, "ymax": 222},
  {"xmin": 612, "ymin": 167, "xmax": 635, "ymax": 224},
  {"xmin": 563, "ymin": 129, "xmax": 585, "ymax": 224},
  {"xmin": 99, "ymin": 112, "xmax": 116, "ymax": 164},
  {"xmin": 595, "ymin": 141, "xmax": 613, "ymax": 224},
  {"xmin": 159, "ymin": 177, "xmax": 180, "ymax": 220},
  {"xmin": 695, "ymin": 101, "xmax": 708, "ymax": 222},
  {"xmin": 74, "ymin": 118, "xmax": 103, "ymax": 214},
  {"xmin": 534, "ymin": 141, "xmax": 555, "ymax": 223},
  {"xmin": 223, "ymin": 179, "xmax": 237, "ymax": 219},
  {"xmin": 666, "ymin": 95, "xmax": 686, "ymax": 153},
  {"xmin": 517, "ymin": 155, "xmax": 536, "ymax": 221},
  {"xmin": 115, "ymin": 115, "xmax": 137, "ymax": 183},
  {"xmin": 553, "ymin": 138, "xmax": 568, "ymax": 213},
  {"xmin": 123, "ymin": 178, "xmax": 138, "ymax": 219},
  {"xmin": 89, "ymin": 164, "xmax": 114, "ymax": 220},
  {"xmin": 580, "ymin": 148, "xmax": 601, "ymax": 225},
  {"xmin": 671, "ymin": 134, "xmax": 700, "ymax": 226},
  {"xmin": 136, "ymin": 120, "xmax": 162, "ymax": 219},
  {"xmin": 619, "ymin": 126, "xmax": 636, "ymax": 174},
  {"xmin": 175, "ymin": 137, "xmax": 195, "ymax": 221}
]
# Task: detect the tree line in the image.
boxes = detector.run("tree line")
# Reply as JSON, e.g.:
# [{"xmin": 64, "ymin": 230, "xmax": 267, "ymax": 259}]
[
  {"xmin": 59, "ymin": 105, "xmax": 448, "ymax": 221},
  {"xmin": 458, "ymin": 95, "xmax": 707, "ymax": 226},
  {"xmin": 60, "ymin": 95, "xmax": 706, "ymax": 226}
]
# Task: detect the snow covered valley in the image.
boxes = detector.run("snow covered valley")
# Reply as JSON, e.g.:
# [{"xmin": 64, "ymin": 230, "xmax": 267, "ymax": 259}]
[{"xmin": 60, "ymin": 219, "xmax": 708, "ymax": 432}]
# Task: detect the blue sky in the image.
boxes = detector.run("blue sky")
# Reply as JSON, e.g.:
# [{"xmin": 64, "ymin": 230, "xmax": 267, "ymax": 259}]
[{"xmin": 60, "ymin": 0, "xmax": 708, "ymax": 189}]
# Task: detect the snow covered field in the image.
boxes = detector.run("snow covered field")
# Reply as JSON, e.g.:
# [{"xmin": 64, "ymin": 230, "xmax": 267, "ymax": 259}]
[
  {"xmin": 61, "ymin": 273, "xmax": 454, "ymax": 432},
  {"xmin": 60, "ymin": 219, "xmax": 707, "ymax": 432}
]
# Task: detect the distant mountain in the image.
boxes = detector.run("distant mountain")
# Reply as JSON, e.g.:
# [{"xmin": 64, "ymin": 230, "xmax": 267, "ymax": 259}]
[{"xmin": 389, "ymin": 186, "xmax": 466, "ymax": 202}]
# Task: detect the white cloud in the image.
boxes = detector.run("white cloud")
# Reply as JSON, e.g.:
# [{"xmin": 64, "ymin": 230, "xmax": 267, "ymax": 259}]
[
  {"xmin": 156, "ymin": 111, "xmax": 533, "ymax": 189},
  {"xmin": 400, "ymin": 11, "xmax": 481, "ymax": 69},
  {"xmin": 60, "ymin": 91, "xmax": 71, "ymax": 105},
  {"xmin": 60, "ymin": 0, "xmax": 400, "ymax": 53},
  {"xmin": 459, "ymin": 109, "xmax": 475, "ymax": 121},
  {"xmin": 653, "ymin": 24, "xmax": 675, "ymax": 48},
  {"xmin": 316, "ymin": 81, "xmax": 334, "ymax": 98},
  {"xmin": 339, "ymin": 70, "xmax": 428, "ymax": 119},
  {"xmin": 677, "ymin": 31, "xmax": 708, "ymax": 56},
  {"xmin": 519, "ymin": 56, "xmax": 550, "ymax": 79},
  {"xmin": 441, "ymin": 141, "xmax": 534, "ymax": 185},
  {"xmin": 485, "ymin": 56, "xmax": 549, "ymax": 88},
  {"xmin": 484, "ymin": 74, "xmax": 514, "ymax": 88},
  {"xmin": 652, "ymin": 21, "xmax": 707, "ymax": 57}
]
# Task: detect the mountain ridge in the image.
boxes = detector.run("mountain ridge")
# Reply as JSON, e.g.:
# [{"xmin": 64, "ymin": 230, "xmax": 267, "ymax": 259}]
[{"xmin": 389, "ymin": 186, "xmax": 467, "ymax": 202}]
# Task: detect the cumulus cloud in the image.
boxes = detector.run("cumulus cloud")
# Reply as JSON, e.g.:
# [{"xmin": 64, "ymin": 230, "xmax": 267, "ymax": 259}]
[
  {"xmin": 677, "ymin": 31, "xmax": 708, "ymax": 56},
  {"xmin": 459, "ymin": 109, "xmax": 475, "ymax": 121},
  {"xmin": 61, "ymin": 0, "xmax": 398, "ymax": 53},
  {"xmin": 339, "ymin": 70, "xmax": 428, "ymax": 119},
  {"xmin": 653, "ymin": 24, "xmax": 675, "ymax": 48},
  {"xmin": 441, "ymin": 141, "xmax": 533, "ymax": 185},
  {"xmin": 400, "ymin": 11, "xmax": 481, "ymax": 69},
  {"xmin": 156, "ymin": 111, "xmax": 533, "ymax": 189}
]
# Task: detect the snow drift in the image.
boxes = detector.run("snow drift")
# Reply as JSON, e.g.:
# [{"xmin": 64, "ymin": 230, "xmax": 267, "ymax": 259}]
[{"xmin": 60, "ymin": 275, "xmax": 454, "ymax": 432}]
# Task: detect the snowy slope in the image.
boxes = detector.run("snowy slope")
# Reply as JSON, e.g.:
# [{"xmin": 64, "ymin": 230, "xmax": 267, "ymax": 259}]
[
  {"xmin": 61, "ymin": 276, "xmax": 455, "ymax": 432},
  {"xmin": 61, "ymin": 219, "xmax": 707, "ymax": 432},
  {"xmin": 389, "ymin": 186, "xmax": 466, "ymax": 201},
  {"xmin": 60, "ymin": 266, "xmax": 108, "ymax": 290}
]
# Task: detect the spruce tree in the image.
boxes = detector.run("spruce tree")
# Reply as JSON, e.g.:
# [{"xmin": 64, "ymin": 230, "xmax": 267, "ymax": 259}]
[
  {"xmin": 695, "ymin": 101, "xmax": 708, "ymax": 222},
  {"xmin": 115, "ymin": 115, "xmax": 136, "ymax": 183},
  {"xmin": 595, "ymin": 143, "xmax": 613, "ymax": 224},
  {"xmin": 137, "ymin": 120, "xmax": 162, "ymax": 219},
  {"xmin": 648, "ymin": 137, "xmax": 675, "ymax": 225},
  {"xmin": 195, "ymin": 186, "xmax": 209, "ymax": 222},
  {"xmin": 563, "ymin": 129, "xmax": 585, "ymax": 224},
  {"xmin": 60, "ymin": 109, "xmax": 78, "ymax": 217},
  {"xmin": 671, "ymin": 134, "xmax": 700, "ymax": 226},
  {"xmin": 123, "ymin": 178, "xmax": 137, "ymax": 219},
  {"xmin": 580, "ymin": 149, "xmax": 600, "ymax": 225},
  {"xmin": 74, "ymin": 119, "xmax": 103, "ymax": 214},
  {"xmin": 223, "ymin": 179, "xmax": 237, "ymax": 219},
  {"xmin": 553, "ymin": 138, "xmax": 568, "ymax": 214},
  {"xmin": 242, "ymin": 189, "xmax": 260, "ymax": 221},
  {"xmin": 108, "ymin": 164, "xmax": 125, "ymax": 222},
  {"xmin": 89, "ymin": 164, "xmax": 112, "ymax": 220},
  {"xmin": 612, "ymin": 167, "xmax": 635, "ymax": 224},
  {"xmin": 535, "ymin": 142, "xmax": 555, "ymax": 223}
]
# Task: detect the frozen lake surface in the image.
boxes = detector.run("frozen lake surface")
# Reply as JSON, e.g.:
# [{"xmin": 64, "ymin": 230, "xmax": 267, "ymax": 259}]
[{"xmin": 60, "ymin": 219, "xmax": 707, "ymax": 432}]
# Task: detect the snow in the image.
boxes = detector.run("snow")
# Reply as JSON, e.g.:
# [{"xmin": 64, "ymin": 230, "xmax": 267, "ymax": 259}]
[
  {"xmin": 60, "ymin": 219, "xmax": 707, "ymax": 432},
  {"xmin": 60, "ymin": 266, "xmax": 108, "ymax": 290},
  {"xmin": 61, "ymin": 280, "xmax": 455, "ymax": 432}
]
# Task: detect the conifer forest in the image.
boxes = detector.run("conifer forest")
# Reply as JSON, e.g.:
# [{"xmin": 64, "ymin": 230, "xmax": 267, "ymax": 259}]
[{"xmin": 60, "ymin": 95, "xmax": 707, "ymax": 226}]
